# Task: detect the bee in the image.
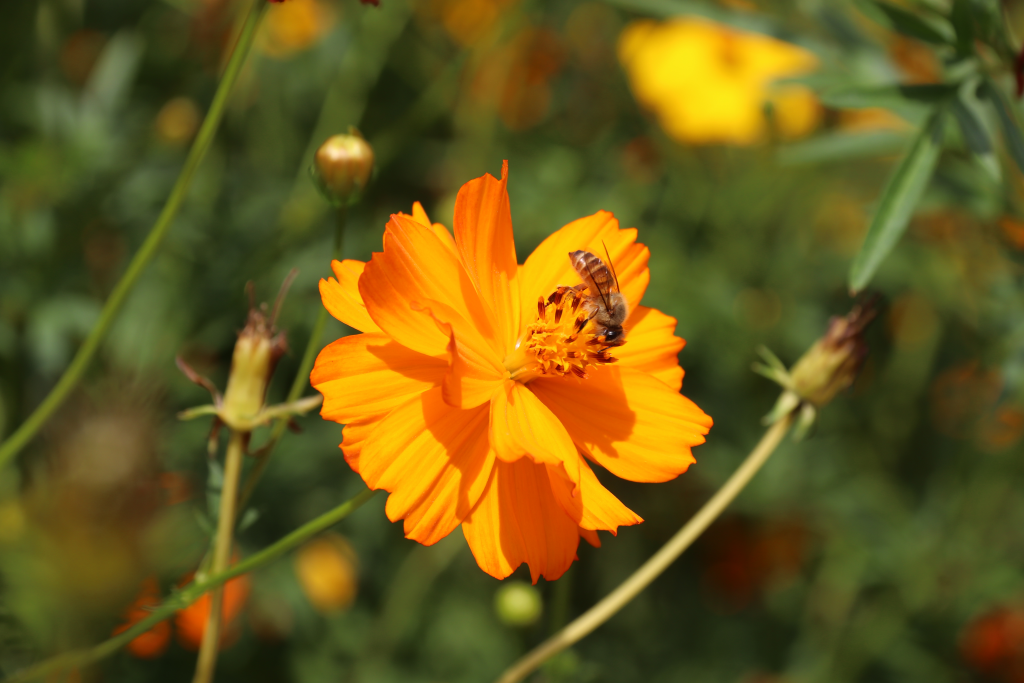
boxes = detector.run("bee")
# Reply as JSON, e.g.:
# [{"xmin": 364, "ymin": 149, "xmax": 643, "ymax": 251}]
[{"xmin": 569, "ymin": 248, "xmax": 628, "ymax": 346}]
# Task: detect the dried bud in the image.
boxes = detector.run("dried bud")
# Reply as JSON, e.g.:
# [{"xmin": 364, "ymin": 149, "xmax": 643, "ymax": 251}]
[
  {"xmin": 221, "ymin": 306, "xmax": 287, "ymax": 431},
  {"xmin": 311, "ymin": 131, "xmax": 374, "ymax": 206},
  {"xmin": 789, "ymin": 302, "xmax": 876, "ymax": 408},
  {"xmin": 756, "ymin": 301, "xmax": 877, "ymax": 438}
]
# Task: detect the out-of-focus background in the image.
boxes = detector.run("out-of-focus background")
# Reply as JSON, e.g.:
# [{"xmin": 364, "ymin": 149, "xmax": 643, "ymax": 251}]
[{"xmin": 3, "ymin": 0, "xmax": 1024, "ymax": 681}]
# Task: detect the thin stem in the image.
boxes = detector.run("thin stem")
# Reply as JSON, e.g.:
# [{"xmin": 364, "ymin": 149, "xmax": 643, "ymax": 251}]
[
  {"xmin": 237, "ymin": 206, "xmax": 347, "ymax": 511},
  {"xmin": 192, "ymin": 430, "xmax": 246, "ymax": 683},
  {"xmin": 495, "ymin": 412, "xmax": 796, "ymax": 683},
  {"xmin": 0, "ymin": 0, "xmax": 267, "ymax": 471},
  {"xmin": 3, "ymin": 488, "xmax": 378, "ymax": 683}
]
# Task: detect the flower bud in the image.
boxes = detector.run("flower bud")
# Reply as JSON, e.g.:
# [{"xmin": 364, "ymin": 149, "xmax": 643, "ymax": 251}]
[
  {"xmin": 756, "ymin": 301, "xmax": 877, "ymax": 438},
  {"xmin": 220, "ymin": 306, "xmax": 287, "ymax": 431},
  {"xmin": 311, "ymin": 131, "xmax": 374, "ymax": 206},
  {"xmin": 494, "ymin": 581, "xmax": 543, "ymax": 627},
  {"xmin": 788, "ymin": 302, "xmax": 876, "ymax": 408}
]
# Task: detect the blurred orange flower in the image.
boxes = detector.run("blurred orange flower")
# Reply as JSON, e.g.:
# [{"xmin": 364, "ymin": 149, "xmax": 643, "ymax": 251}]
[
  {"xmin": 422, "ymin": 0, "xmax": 517, "ymax": 47},
  {"xmin": 961, "ymin": 606, "xmax": 1024, "ymax": 681},
  {"xmin": 617, "ymin": 18, "xmax": 820, "ymax": 145},
  {"xmin": 112, "ymin": 577, "xmax": 171, "ymax": 659},
  {"xmin": 312, "ymin": 162, "xmax": 712, "ymax": 582},
  {"xmin": 259, "ymin": 0, "xmax": 336, "ymax": 59},
  {"xmin": 174, "ymin": 569, "xmax": 251, "ymax": 650}
]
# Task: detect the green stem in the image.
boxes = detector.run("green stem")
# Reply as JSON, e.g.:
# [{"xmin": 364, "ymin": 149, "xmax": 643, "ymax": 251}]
[
  {"xmin": 2, "ymin": 488, "xmax": 378, "ymax": 683},
  {"xmin": 0, "ymin": 0, "xmax": 268, "ymax": 470},
  {"xmin": 495, "ymin": 412, "xmax": 795, "ymax": 683},
  {"xmin": 191, "ymin": 430, "xmax": 246, "ymax": 683},
  {"xmin": 236, "ymin": 206, "xmax": 347, "ymax": 511}
]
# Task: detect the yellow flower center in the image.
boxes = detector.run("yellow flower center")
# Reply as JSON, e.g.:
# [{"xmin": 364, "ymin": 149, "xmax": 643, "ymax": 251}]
[{"xmin": 504, "ymin": 287, "xmax": 619, "ymax": 383}]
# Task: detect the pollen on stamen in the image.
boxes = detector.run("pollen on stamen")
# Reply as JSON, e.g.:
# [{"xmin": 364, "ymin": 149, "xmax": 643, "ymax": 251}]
[{"xmin": 511, "ymin": 287, "xmax": 622, "ymax": 382}]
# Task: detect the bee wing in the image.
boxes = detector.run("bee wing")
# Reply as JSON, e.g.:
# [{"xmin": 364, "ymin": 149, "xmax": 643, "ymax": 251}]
[{"xmin": 569, "ymin": 250, "xmax": 614, "ymax": 312}]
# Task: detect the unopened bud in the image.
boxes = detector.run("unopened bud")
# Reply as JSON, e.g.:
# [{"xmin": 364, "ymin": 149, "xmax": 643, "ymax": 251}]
[
  {"xmin": 311, "ymin": 131, "xmax": 374, "ymax": 206},
  {"xmin": 221, "ymin": 306, "xmax": 287, "ymax": 431},
  {"xmin": 756, "ymin": 301, "xmax": 877, "ymax": 438},
  {"xmin": 494, "ymin": 582, "xmax": 543, "ymax": 627},
  {"xmin": 788, "ymin": 302, "xmax": 876, "ymax": 408}
]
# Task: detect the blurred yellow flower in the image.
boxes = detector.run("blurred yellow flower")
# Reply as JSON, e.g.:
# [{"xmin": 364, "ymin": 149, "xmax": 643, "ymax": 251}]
[
  {"xmin": 294, "ymin": 533, "xmax": 358, "ymax": 613},
  {"xmin": 259, "ymin": 0, "xmax": 336, "ymax": 59},
  {"xmin": 155, "ymin": 97, "xmax": 201, "ymax": 147},
  {"xmin": 617, "ymin": 18, "xmax": 820, "ymax": 145}
]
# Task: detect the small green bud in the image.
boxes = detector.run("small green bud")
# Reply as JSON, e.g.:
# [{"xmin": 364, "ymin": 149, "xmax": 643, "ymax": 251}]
[
  {"xmin": 494, "ymin": 581, "xmax": 543, "ymax": 627},
  {"xmin": 311, "ymin": 131, "xmax": 374, "ymax": 206},
  {"xmin": 755, "ymin": 301, "xmax": 877, "ymax": 437}
]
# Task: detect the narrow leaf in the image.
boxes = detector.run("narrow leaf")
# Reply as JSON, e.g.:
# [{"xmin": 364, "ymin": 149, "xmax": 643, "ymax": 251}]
[
  {"xmin": 949, "ymin": 0, "xmax": 975, "ymax": 57},
  {"xmin": 777, "ymin": 131, "xmax": 911, "ymax": 166},
  {"xmin": 848, "ymin": 109, "xmax": 946, "ymax": 294},
  {"xmin": 819, "ymin": 83, "xmax": 956, "ymax": 110},
  {"xmin": 864, "ymin": 0, "xmax": 955, "ymax": 45},
  {"xmin": 980, "ymin": 79, "xmax": 1024, "ymax": 173},
  {"xmin": 950, "ymin": 96, "xmax": 992, "ymax": 154}
]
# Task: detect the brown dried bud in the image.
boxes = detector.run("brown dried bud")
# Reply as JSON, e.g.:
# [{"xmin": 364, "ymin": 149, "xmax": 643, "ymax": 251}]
[
  {"xmin": 789, "ymin": 302, "xmax": 876, "ymax": 408},
  {"xmin": 312, "ymin": 132, "xmax": 374, "ymax": 206},
  {"xmin": 221, "ymin": 306, "xmax": 287, "ymax": 431}
]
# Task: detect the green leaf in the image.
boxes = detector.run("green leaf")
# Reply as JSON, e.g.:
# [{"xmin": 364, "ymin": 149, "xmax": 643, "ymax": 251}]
[
  {"xmin": 979, "ymin": 79, "xmax": 1024, "ymax": 174},
  {"xmin": 819, "ymin": 83, "xmax": 956, "ymax": 110},
  {"xmin": 848, "ymin": 108, "xmax": 946, "ymax": 294},
  {"xmin": 862, "ymin": 0, "xmax": 955, "ymax": 45},
  {"xmin": 777, "ymin": 131, "xmax": 911, "ymax": 166},
  {"xmin": 949, "ymin": 0, "xmax": 975, "ymax": 57},
  {"xmin": 951, "ymin": 78, "xmax": 1000, "ymax": 180},
  {"xmin": 950, "ymin": 89, "xmax": 992, "ymax": 155}
]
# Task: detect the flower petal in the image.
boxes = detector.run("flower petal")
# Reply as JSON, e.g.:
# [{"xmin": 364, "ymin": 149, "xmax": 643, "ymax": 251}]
[
  {"xmin": 311, "ymin": 333, "xmax": 446, "ymax": 425},
  {"xmin": 530, "ymin": 365, "xmax": 712, "ymax": 483},
  {"xmin": 519, "ymin": 211, "xmax": 650, "ymax": 333},
  {"xmin": 359, "ymin": 387, "xmax": 493, "ymax": 546},
  {"xmin": 461, "ymin": 458, "xmax": 580, "ymax": 582},
  {"xmin": 360, "ymin": 213, "xmax": 497, "ymax": 357},
  {"xmin": 340, "ymin": 420, "xmax": 374, "ymax": 472},
  {"xmin": 453, "ymin": 160, "xmax": 520, "ymax": 355},
  {"xmin": 320, "ymin": 260, "xmax": 383, "ymax": 334},
  {"xmin": 617, "ymin": 305, "xmax": 686, "ymax": 391},
  {"xmin": 579, "ymin": 527, "xmax": 601, "ymax": 548},
  {"xmin": 415, "ymin": 299, "xmax": 506, "ymax": 409},
  {"xmin": 410, "ymin": 201, "xmax": 457, "ymax": 253},
  {"xmin": 489, "ymin": 380, "xmax": 581, "ymax": 490},
  {"xmin": 547, "ymin": 457, "xmax": 642, "ymax": 533}
]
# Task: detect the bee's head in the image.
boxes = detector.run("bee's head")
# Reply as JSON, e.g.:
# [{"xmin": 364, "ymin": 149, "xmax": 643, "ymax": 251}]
[{"xmin": 602, "ymin": 327, "xmax": 625, "ymax": 346}]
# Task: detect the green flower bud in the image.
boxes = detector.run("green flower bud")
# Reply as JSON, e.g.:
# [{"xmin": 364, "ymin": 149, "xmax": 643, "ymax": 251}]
[
  {"xmin": 311, "ymin": 131, "xmax": 375, "ymax": 206},
  {"xmin": 221, "ymin": 306, "xmax": 288, "ymax": 431},
  {"xmin": 494, "ymin": 581, "xmax": 543, "ymax": 627},
  {"xmin": 756, "ymin": 301, "xmax": 877, "ymax": 438}
]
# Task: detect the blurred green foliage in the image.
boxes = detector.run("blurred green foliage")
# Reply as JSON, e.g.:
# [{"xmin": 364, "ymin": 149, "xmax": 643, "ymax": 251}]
[{"xmin": 3, "ymin": 0, "xmax": 1024, "ymax": 682}]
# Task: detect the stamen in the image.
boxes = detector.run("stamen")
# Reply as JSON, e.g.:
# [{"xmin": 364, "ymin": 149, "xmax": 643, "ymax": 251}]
[{"xmin": 504, "ymin": 285, "xmax": 624, "ymax": 383}]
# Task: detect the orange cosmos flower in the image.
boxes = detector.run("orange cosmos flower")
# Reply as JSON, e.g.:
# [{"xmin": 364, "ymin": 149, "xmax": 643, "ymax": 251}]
[{"xmin": 312, "ymin": 161, "xmax": 712, "ymax": 582}]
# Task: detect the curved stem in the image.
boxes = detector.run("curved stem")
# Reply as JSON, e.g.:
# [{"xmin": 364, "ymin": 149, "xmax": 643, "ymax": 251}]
[
  {"xmin": 192, "ymin": 430, "xmax": 246, "ymax": 683},
  {"xmin": 495, "ymin": 412, "xmax": 795, "ymax": 683},
  {"xmin": 0, "ymin": 0, "xmax": 267, "ymax": 470},
  {"xmin": 237, "ymin": 206, "xmax": 347, "ymax": 511},
  {"xmin": 3, "ymin": 487, "xmax": 378, "ymax": 683}
]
